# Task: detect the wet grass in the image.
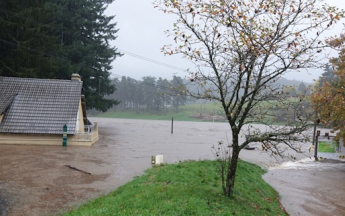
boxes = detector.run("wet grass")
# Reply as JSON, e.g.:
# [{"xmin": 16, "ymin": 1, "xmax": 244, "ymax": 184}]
[
  {"xmin": 63, "ymin": 160, "xmax": 287, "ymax": 216},
  {"xmin": 97, "ymin": 101, "xmax": 300, "ymax": 125},
  {"xmin": 318, "ymin": 141, "xmax": 339, "ymax": 153},
  {"xmin": 98, "ymin": 103, "xmax": 224, "ymax": 122}
]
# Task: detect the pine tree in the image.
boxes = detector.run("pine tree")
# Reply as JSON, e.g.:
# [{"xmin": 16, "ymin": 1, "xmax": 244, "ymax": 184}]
[
  {"xmin": 142, "ymin": 76, "xmax": 157, "ymax": 111},
  {"xmin": 319, "ymin": 63, "xmax": 336, "ymax": 87},
  {"xmin": 157, "ymin": 77, "xmax": 171, "ymax": 112},
  {"xmin": 48, "ymin": 0, "xmax": 121, "ymax": 111},
  {"xmin": 297, "ymin": 82, "xmax": 306, "ymax": 93},
  {"xmin": 170, "ymin": 76, "xmax": 186, "ymax": 113},
  {"xmin": 0, "ymin": 0, "xmax": 58, "ymax": 78}
]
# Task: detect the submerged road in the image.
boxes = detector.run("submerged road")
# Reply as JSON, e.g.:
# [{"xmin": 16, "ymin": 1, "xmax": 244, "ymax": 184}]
[
  {"xmin": 264, "ymin": 159, "xmax": 345, "ymax": 215},
  {"xmin": 0, "ymin": 118, "xmax": 344, "ymax": 215}
]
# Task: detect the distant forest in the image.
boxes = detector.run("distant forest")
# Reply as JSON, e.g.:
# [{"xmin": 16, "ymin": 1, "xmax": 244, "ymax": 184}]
[
  {"xmin": 107, "ymin": 76, "xmax": 311, "ymax": 113},
  {"xmin": 108, "ymin": 76, "xmax": 187, "ymax": 113}
]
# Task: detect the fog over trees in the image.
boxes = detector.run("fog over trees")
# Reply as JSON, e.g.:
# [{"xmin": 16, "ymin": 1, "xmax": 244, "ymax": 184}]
[{"xmin": 109, "ymin": 75, "xmax": 186, "ymax": 113}]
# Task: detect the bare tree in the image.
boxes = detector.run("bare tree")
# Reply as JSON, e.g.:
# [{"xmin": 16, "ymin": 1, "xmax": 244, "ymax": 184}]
[{"xmin": 155, "ymin": 0, "xmax": 344, "ymax": 197}]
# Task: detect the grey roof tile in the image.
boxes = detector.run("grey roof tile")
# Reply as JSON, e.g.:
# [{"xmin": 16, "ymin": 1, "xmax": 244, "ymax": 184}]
[{"xmin": 0, "ymin": 77, "xmax": 83, "ymax": 135}]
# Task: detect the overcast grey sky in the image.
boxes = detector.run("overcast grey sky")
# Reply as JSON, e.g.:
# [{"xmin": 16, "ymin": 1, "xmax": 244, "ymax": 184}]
[{"xmin": 106, "ymin": 0, "xmax": 345, "ymax": 82}]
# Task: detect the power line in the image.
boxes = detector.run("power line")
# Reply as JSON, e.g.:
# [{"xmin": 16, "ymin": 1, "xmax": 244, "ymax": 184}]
[
  {"xmin": 0, "ymin": 7, "xmax": 191, "ymax": 101},
  {"xmin": 118, "ymin": 49, "xmax": 187, "ymax": 72},
  {"xmin": 0, "ymin": 7, "xmax": 193, "ymax": 93},
  {"xmin": 0, "ymin": 36, "xmax": 188, "ymax": 90},
  {"xmin": 0, "ymin": 38, "xmax": 66, "ymax": 61},
  {"xmin": 0, "ymin": 37, "xmax": 189, "ymax": 77},
  {"xmin": 0, "ymin": 8, "xmax": 41, "ymax": 25},
  {"xmin": 0, "ymin": 37, "xmax": 187, "ymax": 95},
  {"xmin": 0, "ymin": 7, "xmax": 190, "ymax": 74}
]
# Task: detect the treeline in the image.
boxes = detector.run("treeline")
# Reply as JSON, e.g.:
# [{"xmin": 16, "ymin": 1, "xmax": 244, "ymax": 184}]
[
  {"xmin": 109, "ymin": 76, "xmax": 187, "ymax": 113},
  {"xmin": 109, "ymin": 76, "xmax": 311, "ymax": 113},
  {"xmin": 0, "ymin": 0, "xmax": 120, "ymax": 111}
]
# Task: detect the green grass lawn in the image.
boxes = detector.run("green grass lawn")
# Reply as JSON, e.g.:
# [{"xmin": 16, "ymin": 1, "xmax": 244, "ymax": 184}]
[
  {"xmin": 318, "ymin": 141, "xmax": 340, "ymax": 153},
  {"xmin": 98, "ymin": 103, "xmax": 224, "ymax": 122},
  {"xmin": 63, "ymin": 160, "xmax": 287, "ymax": 216},
  {"xmin": 97, "ymin": 100, "xmax": 304, "ymax": 125}
]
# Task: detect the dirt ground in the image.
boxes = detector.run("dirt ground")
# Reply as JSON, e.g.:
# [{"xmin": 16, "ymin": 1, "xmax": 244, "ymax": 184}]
[{"xmin": 0, "ymin": 118, "xmax": 344, "ymax": 216}]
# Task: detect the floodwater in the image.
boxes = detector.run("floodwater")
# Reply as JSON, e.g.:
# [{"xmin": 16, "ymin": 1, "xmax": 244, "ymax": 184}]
[
  {"xmin": 0, "ymin": 118, "xmax": 344, "ymax": 215},
  {"xmin": 265, "ymin": 158, "xmax": 345, "ymax": 216}
]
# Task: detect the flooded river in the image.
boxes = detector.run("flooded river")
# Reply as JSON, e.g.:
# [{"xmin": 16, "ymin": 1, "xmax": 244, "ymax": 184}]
[{"xmin": 0, "ymin": 118, "xmax": 344, "ymax": 215}]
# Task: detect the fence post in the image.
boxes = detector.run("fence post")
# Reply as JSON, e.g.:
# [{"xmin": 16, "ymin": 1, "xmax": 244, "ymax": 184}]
[{"xmin": 314, "ymin": 130, "xmax": 320, "ymax": 160}]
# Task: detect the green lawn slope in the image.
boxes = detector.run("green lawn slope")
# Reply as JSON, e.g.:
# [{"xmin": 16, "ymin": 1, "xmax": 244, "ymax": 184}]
[
  {"xmin": 63, "ymin": 160, "xmax": 287, "ymax": 216},
  {"xmin": 98, "ymin": 103, "xmax": 223, "ymax": 122}
]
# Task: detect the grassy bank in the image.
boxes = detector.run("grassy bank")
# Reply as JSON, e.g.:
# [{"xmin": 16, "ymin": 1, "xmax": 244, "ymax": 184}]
[
  {"xmin": 96, "ymin": 100, "xmax": 305, "ymax": 125},
  {"xmin": 98, "ymin": 103, "xmax": 224, "ymax": 122},
  {"xmin": 63, "ymin": 160, "xmax": 287, "ymax": 216}
]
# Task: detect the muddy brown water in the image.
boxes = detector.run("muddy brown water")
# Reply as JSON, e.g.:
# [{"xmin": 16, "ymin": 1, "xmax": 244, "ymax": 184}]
[
  {"xmin": 0, "ymin": 118, "xmax": 344, "ymax": 216},
  {"xmin": 265, "ymin": 159, "xmax": 345, "ymax": 216}
]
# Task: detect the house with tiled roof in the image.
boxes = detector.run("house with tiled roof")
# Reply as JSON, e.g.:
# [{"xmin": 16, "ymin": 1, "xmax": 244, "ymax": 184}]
[{"xmin": 0, "ymin": 74, "xmax": 98, "ymax": 146}]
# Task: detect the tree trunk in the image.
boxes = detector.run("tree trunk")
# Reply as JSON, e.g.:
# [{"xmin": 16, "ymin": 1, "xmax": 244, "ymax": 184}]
[{"xmin": 225, "ymin": 138, "xmax": 240, "ymax": 197}]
